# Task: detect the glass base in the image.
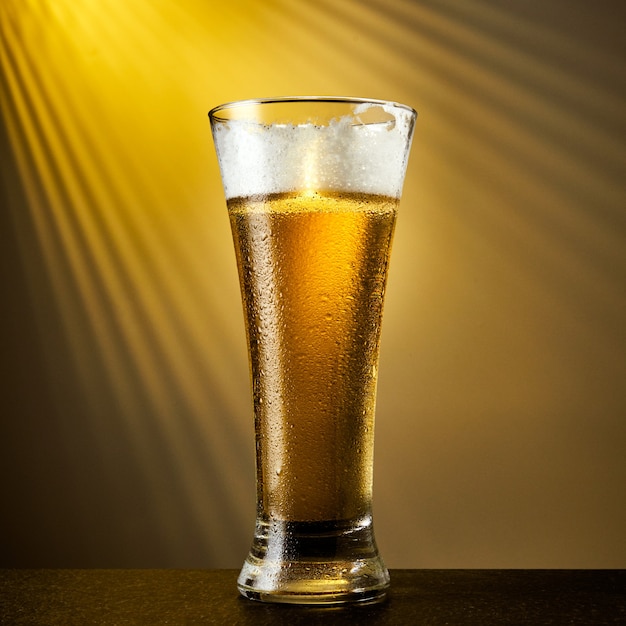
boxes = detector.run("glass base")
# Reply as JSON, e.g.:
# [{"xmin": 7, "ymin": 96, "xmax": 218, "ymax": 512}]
[{"xmin": 237, "ymin": 516, "xmax": 390, "ymax": 605}]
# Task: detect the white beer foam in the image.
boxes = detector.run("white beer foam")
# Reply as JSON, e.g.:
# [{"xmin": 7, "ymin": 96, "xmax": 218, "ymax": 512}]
[{"xmin": 212, "ymin": 103, "xmax": 414, "ymax": 200}]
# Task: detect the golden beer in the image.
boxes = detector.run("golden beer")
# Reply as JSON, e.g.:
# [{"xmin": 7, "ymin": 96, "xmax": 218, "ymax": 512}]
[{"xmin": 229, "ymin": 191, "xmax": 396, "ymax": 523}]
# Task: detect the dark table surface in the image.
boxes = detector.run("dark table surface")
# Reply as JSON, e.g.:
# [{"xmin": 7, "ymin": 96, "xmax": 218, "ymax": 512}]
[{"xmin": 1, "ymin": 569, "xmax": 624, "ymax": 625}]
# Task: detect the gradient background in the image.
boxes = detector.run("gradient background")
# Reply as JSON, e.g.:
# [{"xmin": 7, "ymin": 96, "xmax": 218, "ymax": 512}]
[{"xmin": 1, "ymin": 0, "xmax": 624, "ymax": 569}]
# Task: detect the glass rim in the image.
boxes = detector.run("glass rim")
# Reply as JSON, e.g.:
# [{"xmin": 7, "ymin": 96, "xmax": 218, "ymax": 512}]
[{"xmin": 208, "ymin": 95, "xmax": 417, "ymax": 123}]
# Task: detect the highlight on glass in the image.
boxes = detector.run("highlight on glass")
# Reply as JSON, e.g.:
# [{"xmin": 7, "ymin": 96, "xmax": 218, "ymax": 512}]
[{"xmin": 209, "ymin": 97, "xmax": 416, "ymax": 604}]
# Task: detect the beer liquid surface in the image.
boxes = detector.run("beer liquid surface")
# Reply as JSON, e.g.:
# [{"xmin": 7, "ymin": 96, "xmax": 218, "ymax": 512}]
[{"xmin": 229, "ymin": 191, "xmax": 397, "ymax": 522}]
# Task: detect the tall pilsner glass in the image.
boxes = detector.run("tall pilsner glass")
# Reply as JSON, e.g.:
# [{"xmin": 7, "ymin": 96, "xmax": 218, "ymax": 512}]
[{"xmin": 209, "ymin": 97, "xmax": 416, "ymax": 604}]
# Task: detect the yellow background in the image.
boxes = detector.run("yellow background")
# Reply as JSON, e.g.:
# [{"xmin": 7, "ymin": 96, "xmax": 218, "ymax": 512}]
[{"xmin": 1, "ymin": 0, "xmax": 624, "ymax": 567}]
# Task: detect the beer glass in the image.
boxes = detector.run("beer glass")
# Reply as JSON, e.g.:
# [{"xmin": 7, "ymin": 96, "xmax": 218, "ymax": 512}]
[{"xmin": 209, "ymin": 97, "xmax": 416, "ymax": 604}]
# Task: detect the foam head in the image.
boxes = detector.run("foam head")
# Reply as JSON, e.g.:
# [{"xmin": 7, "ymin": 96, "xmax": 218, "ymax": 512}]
[{"xmin": 209, "ymin": 97, "xmax": 416, "ymax": 200}]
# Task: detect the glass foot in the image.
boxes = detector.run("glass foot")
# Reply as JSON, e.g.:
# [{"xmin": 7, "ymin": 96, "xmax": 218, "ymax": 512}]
[{"xmin": 237, "ymin": 516, "xmax": 390, "ymax": 605}]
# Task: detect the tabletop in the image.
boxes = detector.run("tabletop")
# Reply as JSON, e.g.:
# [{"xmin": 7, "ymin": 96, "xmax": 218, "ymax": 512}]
[{"xmin": 1, "ymin": 569, "xmax": 624, "ymax": 625}]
